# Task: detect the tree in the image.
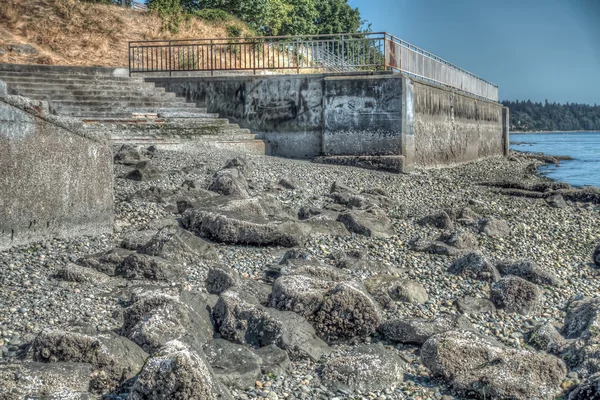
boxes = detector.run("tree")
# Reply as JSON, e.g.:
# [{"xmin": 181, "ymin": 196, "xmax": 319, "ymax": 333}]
[{"xmin": 314, "ymin": 0, "xmax": 361, "ymax": 34}]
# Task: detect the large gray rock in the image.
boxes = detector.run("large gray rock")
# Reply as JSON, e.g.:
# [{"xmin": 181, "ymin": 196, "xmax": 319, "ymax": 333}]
[
  {"xmin": 527, "ymin": 322, "xmax": 568, "ymax": 355},
  {"xmin": 204, "ymin": 339, "xmax": 262, "ymax": 390},
  {"xmin": 114, "ymin": 144, "xmax": 150, "ymax": 165},
  {"xmin": 0, "ymin": 362, "xmax": 93, "ymax": 400},
  {"xmin": 496, "ymin": 259, "xmax": 561, "ymax": 286},
  {"xmin": 254, "ymin": 344, "xmax": 291, "ymax": 376},
  {"xmin": 417, "ymin": 210, "xmax": 454, "ymax": 230},
  {"xmin": 421, "ymin": 330, "xmax": 567, "ymax": 399},
  {"xmin": 265, "ymin": 308, "xmax": 331, "ymax": 361},
  {"xmin": 562, "ymin": 297, "xmax": 600, "ymax": 377},
  {"xmin": 479, "ymin": 217, "xmax": 511, "ymax": 238},
  {"xmin": 206, "ymin": 266, "xmax": 241, "ymax": 295},
  {"xmin": 31, "ymin": 329, "xmax": 147, "ymax": 393},
  {"xmin": 182, "ymin": 207, "xmax": 304, "ymax": 247},
  {"xmin": 322, "ymin": 344, "xmax": 404, "ymax": 393},
  {"xmin": 364, "ymin": 275, "xmax": 428, "ymax": 309},
  {"xmin": 117, "ymin": 253, "xmax": 186, "ymax": 282},
  {"xmin": 119, "ymin": 291, "xmax": 213, "ymax": 354},
  {"xmin": 490, "ymin": 275, "xmax": 542, "ymax": 315},
  {"xmin": 224, "ymin": 156, "xmax": 251, "ymax": 177},
  {"xmin": 336, "ymin": 208, "xmax": 395, "ymax": 238},
  {"xmin": 138, "ymin": 225, "xmax": 219, "ymax": 263},
  {"xmin": 130, "ymin": 340, "xmax": 231, "ymax": 400},
  {"xmin": 208, "ymin": 167, "xmax": 250, "ymax": 197},
  {"xmin": 280, "ymin": 259, "xmax": 350, "ymax": 282},
  {"xmin": 270, "ymin": 276, "xmax": 381, "ymax": 342},
  {"xmin": 454, "ymin": 296, "xmax": 496, "ymax": 315},
  {"xmin": 448, "ymin": 252, "xmax": 500, "ymax": 282},
  {"xmin": 125, "ymin": 160, "xmax": 162, "ymax": 181},
  {"xmin": 380, "ymin": 314, "xmax": 473, "ymax": 345},
  {"xmin": 77, "ymin": 248, "xmax": 133, "ymax": 276},
  {"xmin": 212, "ymin": 288, "xmax": 281, "ymax": 347}
]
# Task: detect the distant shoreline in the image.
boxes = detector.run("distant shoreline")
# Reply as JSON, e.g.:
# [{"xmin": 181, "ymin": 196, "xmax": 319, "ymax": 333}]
[{"xmin": 511, "ymin": 130, "xmax": 600, "ymax": 134}]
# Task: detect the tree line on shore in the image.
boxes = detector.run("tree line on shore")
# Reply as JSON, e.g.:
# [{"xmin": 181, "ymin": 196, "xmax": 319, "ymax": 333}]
[{"xmin": 502, "ymin": 100, "xmax": 600, "ymax": 132}]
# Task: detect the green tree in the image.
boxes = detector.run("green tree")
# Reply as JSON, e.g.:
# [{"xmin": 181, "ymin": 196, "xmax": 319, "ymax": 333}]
[{"xmin": 314, "ymin": 0, "xmax": 361, "ymax": 34}]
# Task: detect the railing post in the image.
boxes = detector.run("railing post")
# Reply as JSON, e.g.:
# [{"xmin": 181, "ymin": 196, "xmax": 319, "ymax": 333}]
[
  {"xmin": 168, "ymin": 41, "xmax": 172, "ymax": 77},
  {"xmin": 341, "ymin": 35, "xmax": 345, "ymax": 72},
  {"xmin": 296, "ymin": 39, "xmax": 300, "ymax": 74},
  {"xmin": 128, "ymin": 42, "xmax": 131, "ymax": 77},
  {"xmin": 210, "ymin": 40, "xmax": 214, "ymax": 76}
]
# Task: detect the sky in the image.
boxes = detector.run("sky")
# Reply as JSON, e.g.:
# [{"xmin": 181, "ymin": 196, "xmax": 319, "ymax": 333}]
[{"xmin": 348, "ymin": 0, "xmax": 600, "ymax": 104}]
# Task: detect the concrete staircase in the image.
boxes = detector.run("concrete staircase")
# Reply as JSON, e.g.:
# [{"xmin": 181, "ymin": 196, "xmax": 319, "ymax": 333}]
[{"xmin": 0, "ymin": 64, "xmax": 267, "ymax": 153}]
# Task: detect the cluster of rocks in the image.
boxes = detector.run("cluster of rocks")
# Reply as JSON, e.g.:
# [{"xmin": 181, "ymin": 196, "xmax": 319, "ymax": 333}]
[{"xmin": 3, "ymin": 146, "xmax": 600, "ymax": 400}]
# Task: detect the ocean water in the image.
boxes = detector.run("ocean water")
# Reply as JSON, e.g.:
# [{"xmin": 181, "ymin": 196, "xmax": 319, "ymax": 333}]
[{"xmin": 510, "ymin": 131, "xmax": 600, "ymax": 188}]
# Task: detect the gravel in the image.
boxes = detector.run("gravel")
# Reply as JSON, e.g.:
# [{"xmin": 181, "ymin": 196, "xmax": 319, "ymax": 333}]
[{"xmin": 2, "ymin": 141, "xmax": 599, "ymax": 399}]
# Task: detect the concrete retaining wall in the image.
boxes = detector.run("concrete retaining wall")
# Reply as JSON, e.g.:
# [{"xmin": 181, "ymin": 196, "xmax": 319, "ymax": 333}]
[
  {"xmin": 0, "ymin": 85, "xmax": 113, "ymax": 250},
  {"xmin": 147, "ymin": 73, "xmax": 506, "ymax": 169}
]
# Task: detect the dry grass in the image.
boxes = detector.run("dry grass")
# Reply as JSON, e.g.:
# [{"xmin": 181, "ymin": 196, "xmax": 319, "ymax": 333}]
[{"xmin": 0, "ymin": 0, "xmax": 250, "ymax": 67}]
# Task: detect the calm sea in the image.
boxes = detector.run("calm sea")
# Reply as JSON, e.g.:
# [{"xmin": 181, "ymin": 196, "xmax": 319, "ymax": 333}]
[{"xmin": 510, "ymin": 131, "xmax": 600, "ymax": 188}]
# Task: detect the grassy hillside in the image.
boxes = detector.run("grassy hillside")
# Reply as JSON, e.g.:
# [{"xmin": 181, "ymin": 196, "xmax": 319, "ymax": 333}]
[{"xmin": 0, "ymin": 0, "xmax": 250, "ymax": 67}]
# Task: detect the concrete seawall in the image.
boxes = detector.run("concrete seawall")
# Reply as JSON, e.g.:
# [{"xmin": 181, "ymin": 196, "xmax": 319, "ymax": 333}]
[
  {"xmin": 0, "ymin": 82, "xmax": 113, "ymax": 250},
  {"xmin": 147, "ymin": 72, "xmax": 508, "ymax": 170}
]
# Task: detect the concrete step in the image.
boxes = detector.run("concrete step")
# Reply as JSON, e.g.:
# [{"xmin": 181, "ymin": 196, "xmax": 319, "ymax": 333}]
[
  {"xmin": 60, "ymin": 110, "xmax": 219, "ymax": 118},
  {"xmin": 212, "ymin": 139, "xmax": 269, "ymax": 155},
  {"xmin": 49, "ymin": 99, "xmax": 190, "ymax": 107},
  {"xmin": 21, "ymin": 92, "xmax": 177, "ymax": 101},
  {"xmin": 82, "ymin": 117, "xmax": 224, "ymax": 125},
  {"xmin": 93, "ymin": 123, "xmax": 249, "ymax": 138},
  {"xmin": 0, "ymin": 75, "xmax": 149, "ymax": 86},
  {"xmin": 3, "ymin": 80, "xmax": 158, "ymax": 90},
  {"xmin": 0, "ymin": 70, "xmax": 144, "ymax": 82},
  {"xmin": 3, "ymin": 86, "xmax": 168, "ymax": 96}
]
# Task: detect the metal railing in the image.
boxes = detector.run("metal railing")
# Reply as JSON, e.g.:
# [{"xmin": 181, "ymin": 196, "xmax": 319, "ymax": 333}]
[{"xmin": 128, "ymin": 32, "xmax": 498, "ymax": 101}]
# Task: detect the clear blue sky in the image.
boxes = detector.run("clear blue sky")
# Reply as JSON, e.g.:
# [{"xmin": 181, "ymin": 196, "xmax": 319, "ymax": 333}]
[{"xmin": 349, "ymin": 0, "xmax": 600, "ymax": 104}]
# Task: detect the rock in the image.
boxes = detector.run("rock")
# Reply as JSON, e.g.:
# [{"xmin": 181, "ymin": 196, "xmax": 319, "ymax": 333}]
[
  {"xmin": 364, "ymin": 275, "xmax": 428, "ymax": 309},
  {"xmin": 562, "ymin": 297, "xmax": 600, "ymax": 376},
  {"xmin": 490, "ymin": 275, "xmax": 542, "ymax": 315},
  {"xmin": 182, "ymin": 208, "xmax": 305, "ymax": 247},
  {"xmin": 31, "ymin": 329, "xmax": 147, "ymax": 392},
  {"xmin": 322, "ymin": 344, "xmax": 404, "ymax": 393},
  {"xmin": 119, "ymin": 291, "xmax": 213, "ymax": 354},
  {"xmin": 362, "ymin": 187, "xmax": 390, "ymax": 197},
  {"xmin": 208, "ymin": 168, "xmax": 249, "ymax": 197},
  {"xmin": 496, "ymin": 259, "xmax": 561, "ymax": 286},
  {"xmin": 130, "ymin": 340, "xmax": 230, "ymax": 400},
  {"xmin": 212, "ymin": 288, "xmax": 281, "ymax": 347},
  {"xmin": 206, "ymin": 266, "xmax": 241, "ymax": 295},
  {"xmin": 479, "ymin": 217, "xmax": 511, "ymax": 238},
  {"xmin": 125, "ymin": 160, "xmax": 162, "ymax": 181},
  {"xmin": 224, "ymin": 156, "xmax": 251, "ymax": 177},
  {"xmin": 204, "ymin": 339, "xmax": 262, "ymax": 390},
  {"xmin": 568, "ymin": 373, "xmax": 600, "ymax": 399},
  {"xmin": 421, "ymin": 330, "xmax": 567, "ymax": 399},
  {"xmin": 546, "ymin": 194, "xmax": 568, "ymax": 208},
  {"xmin": 300, "ymin": 216, "xmax": 351, "ymax": 237},
  {"xmin": 278, "ymin": 177, "xmax": 298, "ymax": 190},
  {"xmin": 336, "ymin": 208, "xmax": 395, "ymax": 238},
  {"xmin": 265, "ymin": 308, "xmax": 331, "ymax": 361},
  {"xmin": 454, "ymin": 296, "xmax": 496, "ymax": 315},
  {"xmin": 528, "ymin": 322, "xmax": 568, "ymax": 354},
  {"xmin": 312, "ymin": 282, "xmax": 382, "ymax": 342},
  {"xmin": 270, "ymin": 276, "xmax": 381, "ymax": 342},
  {"xmin": 114, "ymin": 144, "xmax": 150, "ymax": 165},
  {"xmin": 381, "ymin": 314, "xmax": 474, "ymax": 345},
  {"xmin": 593, "ymin": 245, "xmax": 600, "ymax": 268},
  {"xmin": 52, "ymin": 263, "xmax": 97, "ymax": 283},
  {"xmin": 8, "ymin": 44, "xmax": 38, "ymax": 54},
  {"xmin": 254, "ymin": 344, "xmax": 291, "ymax": 376},
  {"xmin": 279, "ymin": 248, "xmax": 313, "ymax": 264},
  {"xmin": 328, "ymin": 249, "xmax": 401, "ymax": 275},
  {"xmin": 448, "ymin": 252, "xmax": 500, "ymax": 282},
  {"xmin": 138, "ymin": 225, "xmax": 219, "ymax": 263},
  {"xmin": 280, "ymin": 258, "xmax": 349, "ymax": 281},
  {"xmin": 417, "ymin": 210, "xmax": 454, "ymax": 230},
  {"xmin": 330, "ymin": 181, "xmax": 359, "ymax": 195},
  {"xmin": 117, "ymin": 253, "xmax": 186, "ymax": 282},
  {"xmin": 77, "ymin": 248, "xmax": 133, "ymax": 276},
  {"xmin": 0, "ymin": 362, "xmax": 93, "ymax": 399},
  {"xmin": 438, "ymin": 230, "xmax": 478, "ymax": 250}
]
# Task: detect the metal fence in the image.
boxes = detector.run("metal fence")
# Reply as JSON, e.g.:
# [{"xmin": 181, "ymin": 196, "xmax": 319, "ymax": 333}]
[{"xmin": 128, "ymin": 32, "xmax": 498, "ymax": 101}]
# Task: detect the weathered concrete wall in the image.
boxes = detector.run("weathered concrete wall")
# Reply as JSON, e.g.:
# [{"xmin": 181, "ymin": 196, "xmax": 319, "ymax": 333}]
[
  {"xmin": 411, "ymin": 80, "xmax": 504, "ymax": 167},
  {"xmin": 0, "ymin": 85, "xmax": 113, "ymax": 250},
  {"xmin": 147, "ymin": 73, "xmax": 504, "ymax": 168},
  {"xmin": 323, "ymin": 75, "xmax": 403, "ymax": 156},
  {"xmin": 148, "ymin": 74, "xmax": 326, "ymax": 158}
]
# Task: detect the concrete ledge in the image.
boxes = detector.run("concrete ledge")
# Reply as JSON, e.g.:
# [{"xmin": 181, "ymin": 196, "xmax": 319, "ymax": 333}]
[
  {"xmin": 312, "ymin": 155, "xmax": 409, "ymax": 173},
  {"xmin": 0, "ymin": 63, "xmax": 129, "ymax": 77}
]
